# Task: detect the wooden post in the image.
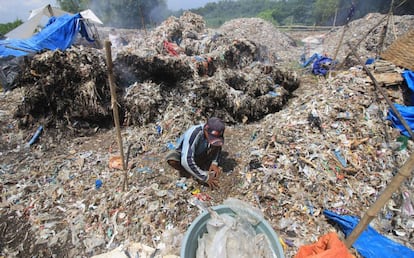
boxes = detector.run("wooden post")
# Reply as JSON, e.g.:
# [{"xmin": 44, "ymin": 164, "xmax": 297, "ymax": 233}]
[
  {"xmin": 348, "ymin": 43, "xmax": 414, "ymax": 140},
  {"xmin": 345, "ymin": 152, "xmax": 414, "ymax": 247},
  {"xmin": 332, "ymin": 25, "xmax": 347, "ymax": 65},
  {"xmin": 139, "ymin": 5, "xmax": 147, "ymax": 36},
  {"xmin": 377, "ymin": 0, "xmax": 394, "ymax": 57},
  {"xmin": 47, "ymin": 4, "xmax": 55, "ymax": 16},
  {"xmin": 104, "ymin": 40, "xmax": 128, "ymax": 191}
]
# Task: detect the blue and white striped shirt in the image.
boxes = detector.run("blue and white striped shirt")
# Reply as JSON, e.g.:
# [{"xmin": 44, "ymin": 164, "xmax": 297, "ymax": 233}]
[{"xmin": 176, "ymin": 124, "xmax": 220, "ymax": 182}]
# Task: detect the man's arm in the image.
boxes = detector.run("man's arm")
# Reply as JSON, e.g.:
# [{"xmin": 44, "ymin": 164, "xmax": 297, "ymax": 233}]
[{"xmin": 180, "ymin": 126, "xmax": 209, "ymax": 182}]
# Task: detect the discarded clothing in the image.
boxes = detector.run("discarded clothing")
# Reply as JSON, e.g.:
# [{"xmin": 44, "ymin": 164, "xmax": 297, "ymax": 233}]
[
  {"xmin": 312, "ymin": 56, "xmax": 333, "ymax": 76},
  {"xmin": 302, "ymin": 53, "xmax": 321, "ymax": 68},
  {"xmin": 295, "ymin": 232, "xmax": 355, "ymax": 258},
  {"xmin": 324, "ymin": 210, "xmax": 414, "ymax": 258}
]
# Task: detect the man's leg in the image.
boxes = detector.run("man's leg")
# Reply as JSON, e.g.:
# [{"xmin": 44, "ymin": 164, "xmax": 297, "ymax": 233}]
[{"xmin": 165, "ymin": 150, "xmax": 191, "ymax": 178}]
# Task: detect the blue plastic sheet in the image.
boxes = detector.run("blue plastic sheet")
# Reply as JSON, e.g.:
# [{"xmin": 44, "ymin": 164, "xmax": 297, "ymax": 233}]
[
  {"xmin": 403, "ymin": 70, "xmax": 414, "ymax": 92},
  {"xmin": 302, "ymin": 53, "xmax": 321, "ymax": 68},
  {"xmin": 387, "ymin": 103, "xmax": 414, "ymax": 137},
  {"xmin": 324, "ymin": 210, "xmax": 414, "ymax": 258},
  {"xmin": 301, "ymin": 53, "xmax": 333, "ymax": 76},
  {"xmin": 0, "ymin": 13, "xmax": 91, "ymax": 57},
  {"xmin": 312, "ymin": 56, "xmax": 333, "ymax": 76}
]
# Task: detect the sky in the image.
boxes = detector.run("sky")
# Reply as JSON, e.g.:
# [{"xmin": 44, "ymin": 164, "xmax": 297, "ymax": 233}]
[
  {"xmin": 167, "ymin": 0, "xmax": 219, "ymax": 11},
  {"xmin": 0, "ymin": 0, "xmax": 218, "ymax": 24},
  {"xmin": 0, "ymin": 0, "xmax": 57, "ymax": 23}
]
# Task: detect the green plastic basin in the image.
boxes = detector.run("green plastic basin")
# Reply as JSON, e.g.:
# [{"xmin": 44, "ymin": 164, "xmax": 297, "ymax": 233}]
[{"xmin": 180, "ymin": 205, "xmax": 285, "ymax": 258}]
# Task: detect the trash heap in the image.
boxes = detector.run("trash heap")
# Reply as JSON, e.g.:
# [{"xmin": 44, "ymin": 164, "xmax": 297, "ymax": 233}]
[
  {"xmin": 115, "ymin": 11, "xmax": 300, "ymax": 126},
  {"xmin": 0, "ymin": 11, "xmax": 413, "ymax": 258},
  {"xmin": 322, "ymin": 13, "xmax": 414, "ymax": 65}
]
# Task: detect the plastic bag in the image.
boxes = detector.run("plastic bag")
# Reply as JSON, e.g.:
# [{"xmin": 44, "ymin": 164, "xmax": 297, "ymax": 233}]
[
  {"xmin": 323, "ymin": 210, "xmax": 414, "ymax": 258},
  {"xmin": 294, "ymin": 232, "xmax": 355, "ymax": 258}
]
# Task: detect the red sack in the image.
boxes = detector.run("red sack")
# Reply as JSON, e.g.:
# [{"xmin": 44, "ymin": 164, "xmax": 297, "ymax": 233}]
[{"xmin": 295, "ymin": 232, "xmax": 355, "ymax": 258}]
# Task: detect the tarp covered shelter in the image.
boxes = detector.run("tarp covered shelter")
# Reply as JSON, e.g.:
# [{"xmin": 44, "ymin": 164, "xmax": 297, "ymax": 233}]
[
  {"xmin": 0, "ymin": 13, "xmax": 97, "ymax": 57},
  {"xmin": 0, "ymin": 5, "xmax": 103, "ymax": 90},
  {"xmin": 5, "ymin": 4, "xmax": 103, "ymax": 40},
  {"xmin": 5, "ymin": 5, "xmax": 70, "ymax": 39}
]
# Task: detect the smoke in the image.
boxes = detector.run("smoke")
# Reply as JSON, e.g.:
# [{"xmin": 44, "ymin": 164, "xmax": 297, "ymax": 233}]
[{"xmin": 86, "ymin": 0, "xmax": 170, "ymax": 28}]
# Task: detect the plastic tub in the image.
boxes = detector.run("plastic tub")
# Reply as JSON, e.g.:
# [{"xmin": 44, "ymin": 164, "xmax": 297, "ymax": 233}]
[{"xmin": 181, "ymin": 205, "xmax": 285, "ymax": 258}]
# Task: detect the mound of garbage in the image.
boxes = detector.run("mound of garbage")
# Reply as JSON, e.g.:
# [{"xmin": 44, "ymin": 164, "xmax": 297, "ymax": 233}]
[{"xmin": 10, "ymin": 12, "xmax": 299, "ymax": 133}]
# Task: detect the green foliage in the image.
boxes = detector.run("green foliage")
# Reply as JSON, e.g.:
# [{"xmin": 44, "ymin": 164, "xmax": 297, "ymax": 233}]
[
  {"xmin": 190, "ymin": 0, "xmax": 414, "ymax": 28},
  {"xmin": 0, "ymin": 19, "xmax": 23, "ymax": 36},
  {"xmin": 257, "ymin": 9, "xmax": 278, "ymax": 25},
  {"xmin": 313, "ymin": 0, "xmax": 340, "ymax": 25},
  {"xmin": 56, "ymin": 0, "xmax": 414, "ymax": 29},
  {"xmin": 56, "ymin": 0, "xmax": 90, "ymax": 13}
]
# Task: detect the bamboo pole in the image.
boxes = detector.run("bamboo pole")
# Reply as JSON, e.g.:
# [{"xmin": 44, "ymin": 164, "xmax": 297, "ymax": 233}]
[
  {"xmin": 344, "ymin": 151, "xmax": 414, "ymax": 247},
  {"xmin": 377, "ymin": 0, "xmax": 394, "ymax": 57},
  {"xmin": 139, "ymin": 5, "xmax": 147, "ymax": 36},
  {"xmin": 104, "ymin": 40, "xmax": 128, "ymax": 191},
  {"xmin": 348, "ymin": 43, "xmax": 414, "ymax": 140},
  {"xmin": 331, "ymin": 23, "xmax": 347, "ymax": 65}
]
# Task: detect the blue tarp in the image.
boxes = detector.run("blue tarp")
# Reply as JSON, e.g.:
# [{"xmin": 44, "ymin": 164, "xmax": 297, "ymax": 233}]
[
  {"xmin": 387, "ymin": 70, "xmax": 414, "ymax": 137},
  {"xmin": 324, "ymin": 210, "xmax": 414, "ymax": 258},
  {"xmin": 387, "ymin": 103, "xmax": 414, "ymax": 137},
  {"xmin": 0, "ymin": 13, "xmax": 92, "ymax": 57},
  {"xmin": 312, "ymin": 56, "xmax": 333, "ymax": 76},
  {"xmin": 301, "ymin": 53, "xmax": 333, "ymax": 76}
]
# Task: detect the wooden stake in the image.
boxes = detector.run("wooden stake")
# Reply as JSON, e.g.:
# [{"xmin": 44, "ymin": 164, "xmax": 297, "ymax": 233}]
[
  {"xmin": 344, "ymin": 152, "xmax": 414, "ymax": 247},
  {"xmin": 105, "ymin": 40, "xmax": 128, "ymax": 191},
  {"xmin": 377, "ymin": 0, "xmax": 394, "ymax": 57},
  {"xmin": 139, "ymin": 5, "xmax": 147, "ymax": 36}
]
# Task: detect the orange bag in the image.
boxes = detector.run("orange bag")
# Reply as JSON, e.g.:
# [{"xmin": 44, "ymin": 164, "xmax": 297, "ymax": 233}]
[
  {"xmin": 109, "ymin": 156, "xmax": 123, "ymax": 170},
  {"xmin": 295, "ymin": 232, "xmax": 355, "ymax": 258}
]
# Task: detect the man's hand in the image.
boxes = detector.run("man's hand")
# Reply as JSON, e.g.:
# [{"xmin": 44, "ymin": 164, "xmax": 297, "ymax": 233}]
[
  {"xmin": 208, "ymin": 164, "xmax": 221, "ymax": 177},
  {"xmin": 207, "ymin": 171, "xmax": 220, "ymax": 189}
]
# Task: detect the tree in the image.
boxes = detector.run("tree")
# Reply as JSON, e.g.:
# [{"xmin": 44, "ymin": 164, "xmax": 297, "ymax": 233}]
[
  {"xmin": 56, "ymin": 0, "xmax": 90, "ymax": 13},
  {"xmin": 0, "ymin": 19, "xmax": 23, "ymax": 36},
  {"xmin": 258, "ymin": 9, "xmax": 279, "ymax": 25},
  {"xmin": 313, "ymin": 0, "xmax": 340, "ymax": 25}
]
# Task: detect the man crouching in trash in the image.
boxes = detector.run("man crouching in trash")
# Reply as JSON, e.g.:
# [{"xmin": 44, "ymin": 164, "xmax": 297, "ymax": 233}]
[{"xmin": 165, "ymin": 117, "xmax": 225, "ymax": 188}]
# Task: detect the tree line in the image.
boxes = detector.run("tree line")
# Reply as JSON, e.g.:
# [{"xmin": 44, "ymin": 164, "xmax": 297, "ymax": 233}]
[
  {"xmin": 191, "ymin": 0, "xmax": 414, "ymax": 27},
  {"xmin": 1, "ymin": 0, "xmax": 413, "ymax": 33}
]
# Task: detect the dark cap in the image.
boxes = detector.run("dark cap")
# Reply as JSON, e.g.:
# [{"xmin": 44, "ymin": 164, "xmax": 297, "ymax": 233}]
[{"xmin": 204, "ymin": 117, "xmax": 225, "ymax": 146}]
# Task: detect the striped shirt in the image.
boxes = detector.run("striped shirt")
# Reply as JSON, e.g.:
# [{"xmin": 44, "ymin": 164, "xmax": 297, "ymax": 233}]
[{"xmin": 176, "ymin": 124, "xmax": 220, "ymax": 182}]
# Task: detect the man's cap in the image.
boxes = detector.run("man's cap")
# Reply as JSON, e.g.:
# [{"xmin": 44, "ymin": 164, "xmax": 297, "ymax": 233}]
[{"xmin": 205, "ymin": 117, "xmax": 225, "ymax": 146}]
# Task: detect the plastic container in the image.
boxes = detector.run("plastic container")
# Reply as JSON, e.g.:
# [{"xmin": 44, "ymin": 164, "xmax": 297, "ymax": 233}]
[{"xmin": 181, "ymin": 205, "xmax": 285, "ymax": 258}]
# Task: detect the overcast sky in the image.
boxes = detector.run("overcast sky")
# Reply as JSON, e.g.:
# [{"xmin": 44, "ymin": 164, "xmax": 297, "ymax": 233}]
[
  {"xmin": 167, "ymin": 0, "xmax": 219, "ymax": 11},
  {"xmin": 0, "ymin": 0, "xmax": 219, "ymax": 24}
]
